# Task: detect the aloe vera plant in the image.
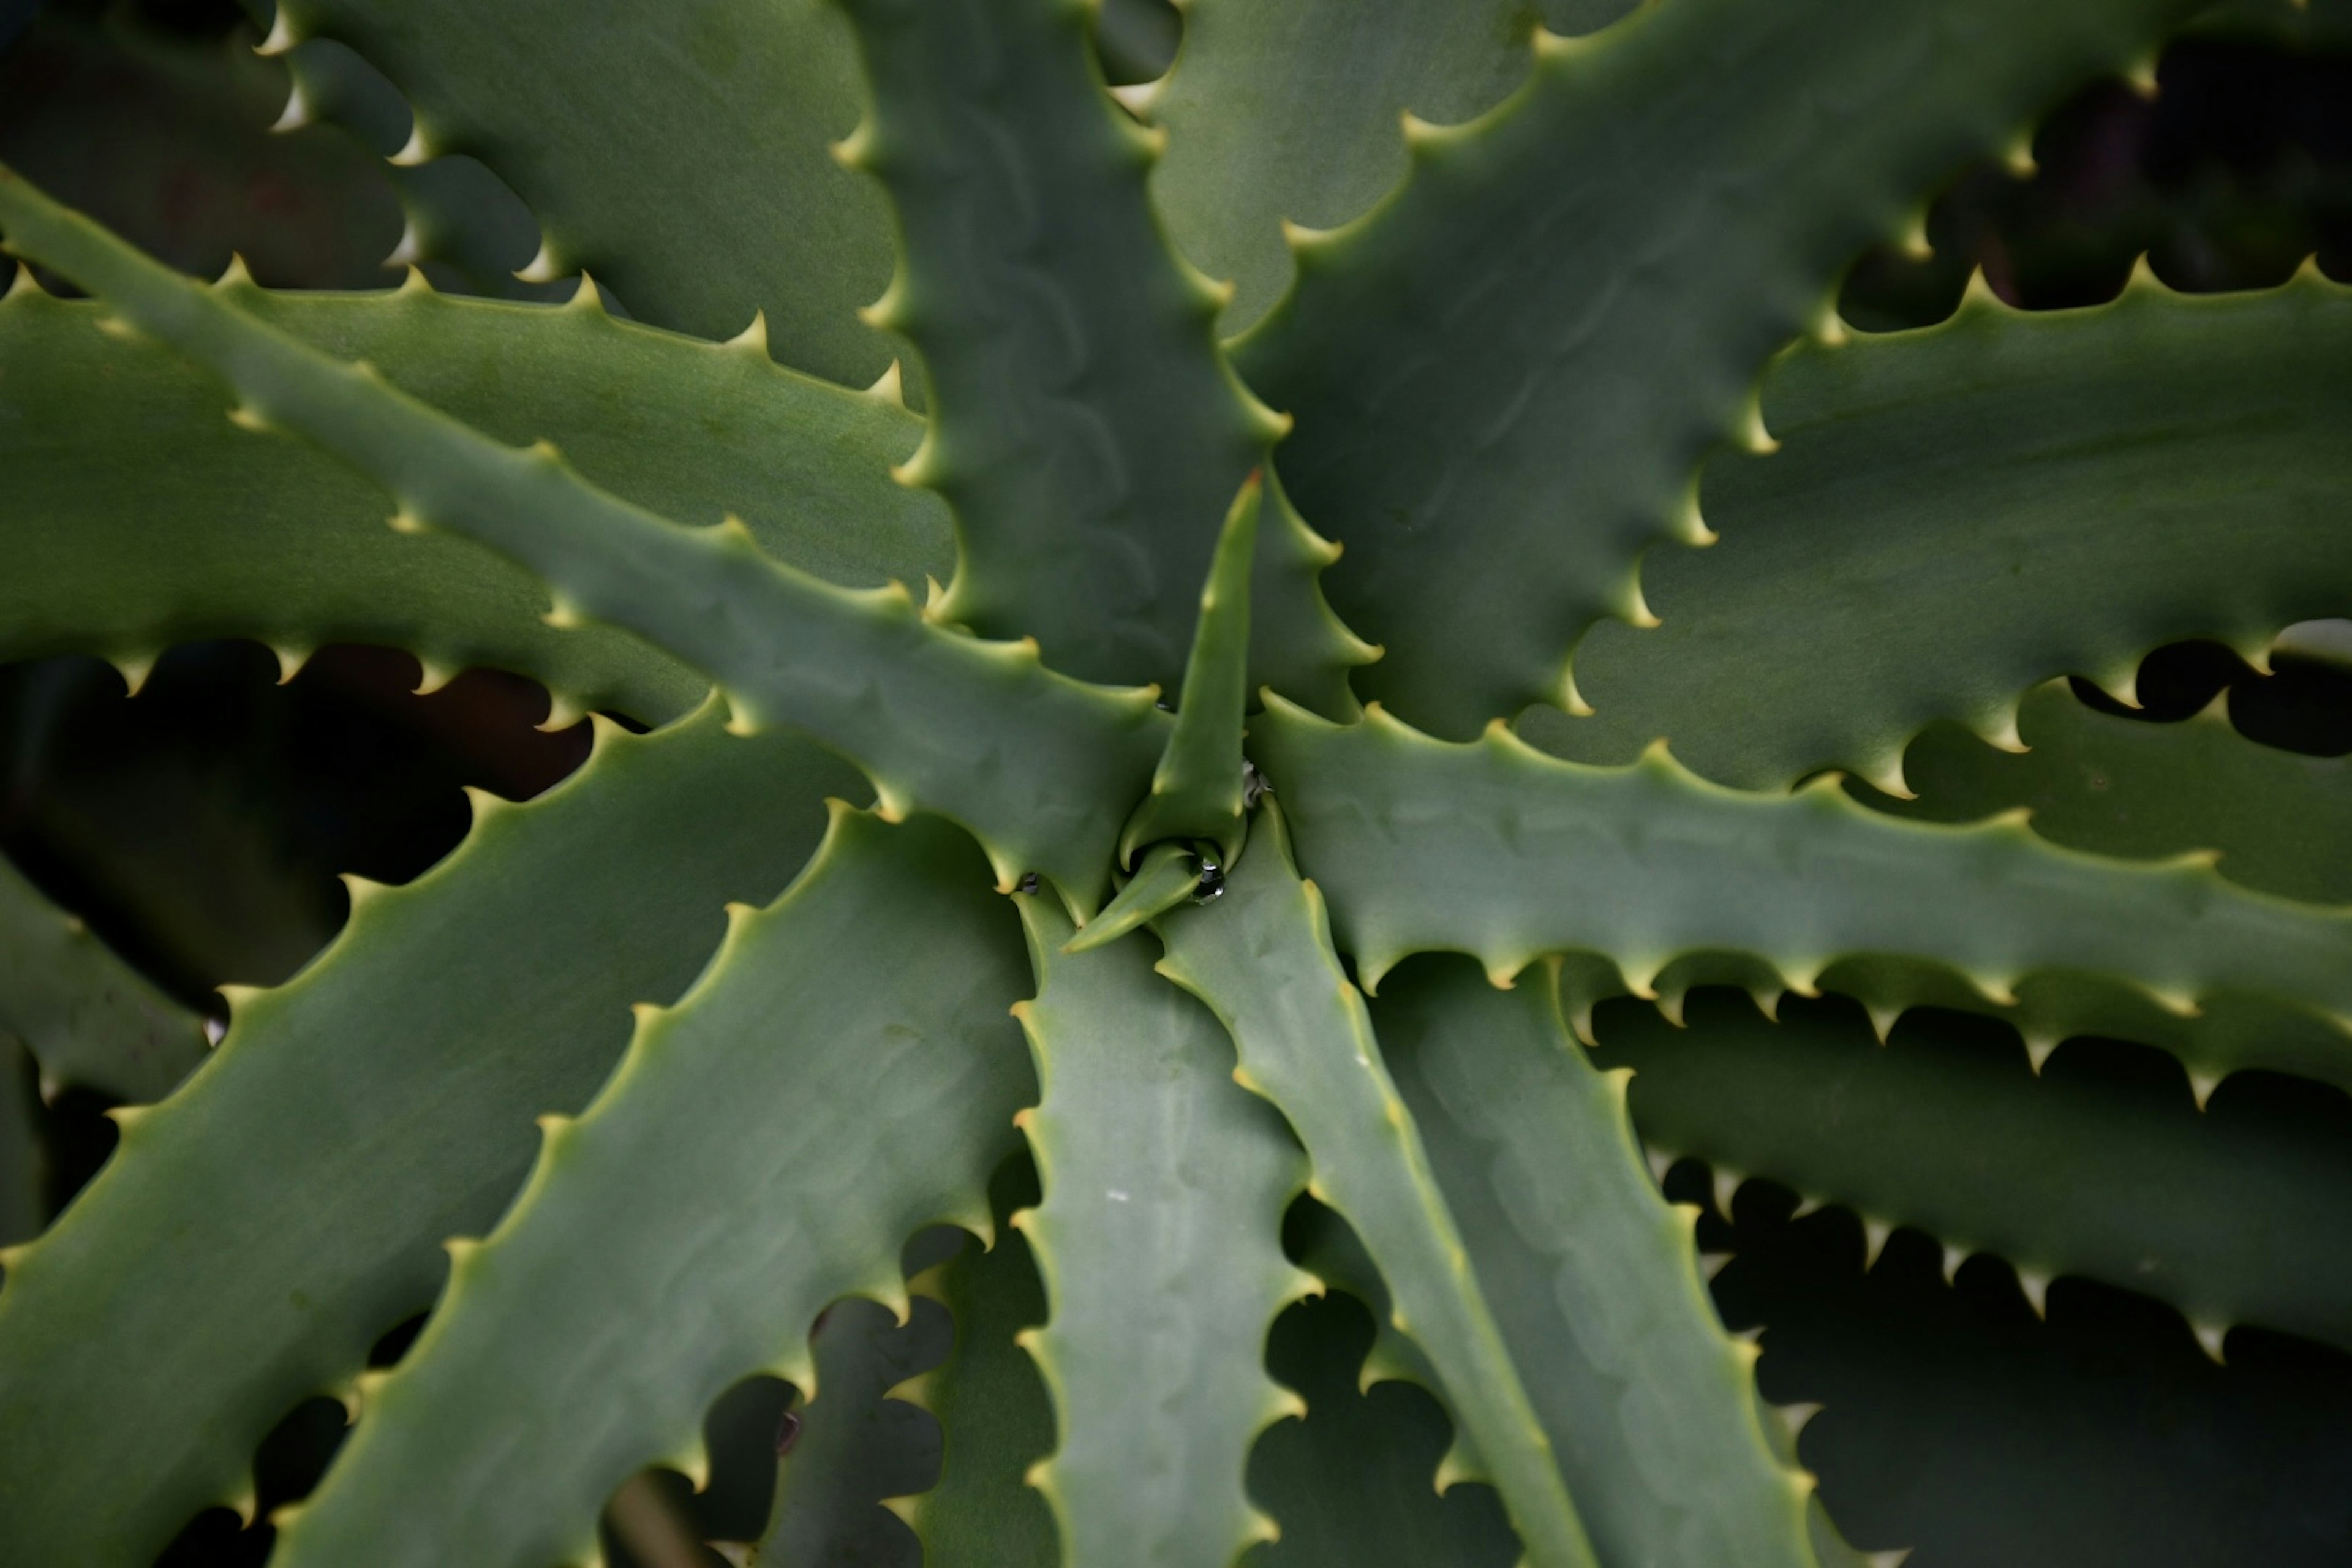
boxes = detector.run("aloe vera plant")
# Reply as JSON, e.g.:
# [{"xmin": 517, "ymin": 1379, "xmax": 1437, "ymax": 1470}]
[{"xmin": 2, "ymin": 0, "xmax": 2350, "ymax": 1562}]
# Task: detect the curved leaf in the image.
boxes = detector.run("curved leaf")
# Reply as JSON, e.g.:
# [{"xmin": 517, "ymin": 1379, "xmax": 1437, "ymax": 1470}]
[
  {"xmin": 1544, "ymin": 273, "xmax": 2352, "ymax": 791},
  {"xmin": 0, "ymin": 852, "xmax": 205, "ymax": 1104},
  {"xmin": 272, "ymin": 0, "xmax": 896, "ymax": 383},
  {"xmin": 1373, "ymin": 955, "xmax": 1830, "ymax": 1567},
  {"xmin": 0, "ymin": 707, "xmax": 861, "ymax": 1564},
  {"xmin": 1011, "ymin": 896, "xmax": 1308, "ymax": 1566},
  {"xmin": 1156, "ymin": 806, "xmax": 1601, "ymax": 1568},
  {"xmin": 1256, "ymin": 701, "xmax": 2352, "ymax": 1093},
  {"xmin": 1152, "ymin": 0, "xmax": 1629, "ymax": 334},
  {"xmin": 1868, "ymin": 680, "xmax": 2352, "ymax": 908},
  {"xmin": 1597, "ymin": 989, "xmax": 2352, "ymax": 1360},
  {"xmin": 1236, "ymin": 0, "xmax": 2197, "ymax": 737},
  {"xmin": 837, "ymin": 0, "xmax": 1363, "ymax": 708},
  {"xmin": 908, "ymin": 1156, "xmax": 1060, "ymax": 1568},
  {"xmin": 0, "ymin": 277, "xmax": 944, "ymax": 725},
  {"xmin": 275, "ymin": 810, "xmax": 1034, "ymax": 1567},
  {"xmin": 762, "ymin": 1293, "xmax": 952, "ymax": 1564},
  {"xmin": 0, "ymin": 175, "xmax": 1164, "ymax": 904}
]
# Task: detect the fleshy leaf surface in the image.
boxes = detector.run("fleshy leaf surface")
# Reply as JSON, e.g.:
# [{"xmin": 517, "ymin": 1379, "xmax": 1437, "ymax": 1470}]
[
  {"xmin": 1373, "ymin": 956, "xmax": 1829, "ymax": 1567},
  {"xmin": 1541, "ymin": 274, "xmax": 2352, "ymax": 790},
  {"xmin": 0, "ymin": 851, "xmax": 205, "ymax": 1104},
  {"xmin": 836, "ymin": 0, "xmax": 1361, "ymax": 709},
  {"xmin": 1868, "ymin": 681, "xmax": 2352, "ymax": 908},
  {"xmin": 274, "ymin": 0, "xmax": 896, "ymax": 383},
  {"xmin": 1011, "ymin": 895, "xmax": 1307, "ymax": 1566},
  {"xmin": 276, "ymin": 810, "xmax": 1033, "ymax": 1567},
  {"xmin": 1237, "ymin": 0, "xmax": 2198, "ymax": 736},
  {"xmin": 0, "ymin": 172, "xmax": 1165, "ymax": 904},
  {"xmin": 1598, "ymin": 990, "xmax": 2352, "ymax": 1357},
  {"xmin": 0, "ymin": 707, "xmax": 860, "ymax": 1564},
  {"xmin": 0, "ymin": 279, "xmax": 944, "ymax": 725},
  {"xmin": 1256, "ymin": 703, "xmax": 2352, "ymax": 1089},
  {"xmin": 1156, "ymin": 805, "xmax": 1600, "ymax": 1568}
]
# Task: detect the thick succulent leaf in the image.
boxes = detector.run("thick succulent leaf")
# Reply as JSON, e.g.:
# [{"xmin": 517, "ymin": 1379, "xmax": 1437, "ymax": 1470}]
[
  {"xmin": 1009, "ymin": 896, "xmax": 1308, "ymax": 1565},
  {"xmin": 836, "ymin": 0, "xmax": 1360, "ymax": 710},
  {"xmin": 0, "ymin": 174, "xmax": 1164, "ymax": 904},
  {"xmin": 274, "ymin": 37, "xmax": 563, "ymax": 302},
  {"xmin": 275, "ymin": 810, "xmax": 1034, "ymax": 1567},
  {"xmin": 1121, "ymin": 472, "xmax": 1261, "ymax": 865},
  {"xmin": 1541, "ymin": 273, "xmax": 2352, "ymax": 791},
  {"xmin": 1235, "ymin": 0, "xmax": 2199, "ymax": 737},
  {"xmin": 1067, "ymin": 841, "xmax": 1206, "ymax": 956},
  {"xmin": 1597, "ymin": 989, "xmax": 2352, "ymax": 1359},
  {"xmin": 1254, "ymin": 703, "xmax": 2352, "ymax": 1091},
  {"xmin": 1372, "ymin": 956, "xmax": 1826, "ymax": 1568},
  {"xmin": 762, "ymin": 1294, "xmax": 952, "ymax": 1564},
  {"xmin": 1150, "ymin": 0, "xmax": 1631, "ymax": 334},
  {"xmin": 0, "ymin": 277, "xmax": 944, "ymax": 725},
  {"xmin": 270, "ymin": 0, "xmax": 895, "ymax": 383},
  {"xmin": 0, "ymin": 852, "xmax": 206, "ymax": 1104},
  {"xmin": 0, "ymin": 707, "xmax": 860, "ymax": 1564},
  {"xmin": 908, "ymin": 1158, "xmax": 1060, "ymax": 1567},
  {"xmin": 1156, "ymin": 806, "xmax": 1600, "ymax": 1568},
  {"xmin": 1869, "ymin": 682, "xmax": 2352, "ymax": 908},
  {"xmin": 1246, "ymin": 1287, "xmax": 1520, "ymax": 1568}
]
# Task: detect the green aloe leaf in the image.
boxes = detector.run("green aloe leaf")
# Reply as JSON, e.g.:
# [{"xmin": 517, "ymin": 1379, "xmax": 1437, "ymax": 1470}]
[
  {"xmin": 1009, "ymin": 894, "xmax": 1308, "ymax": 1565},
  {"xmin": 0, "ymin": 173, "xmax": 1164, "ymax": 903},
  {"xmin": 761, "ymin": 1291, "xmax": 953, "ymax": 1563},
  {"xmin": 1150, "ymin": 0, "xmax": 1630, "ymax": 336},
  {"xmin": 1156, "ymin": 804, "xmax": 1600, "ymax": 1568},
  {"xmin": 908, "ymin": 1156, "xmax": 1060, "ymax": 1567},
  {"xmin": 1596, "ymin": 989, "xmax": 2352, "ymax": 1360},
  {"xmin": 1236, "ymin": 0, "xmax": 2196, "ymax": 737},
  {"xmin": 270, "ymin": 0, "xmax": 895, "ymax": 383},
  {"xmin": 835, "ymin": 0, "xmax": 1362, "ymax": 710},
  {"xmin": 0, "ymin": 852, "xmax": 206, "ymax": 1104},
  {"xmin": 274, "ymin": 809, "xmax": 1033, "ymax": 1567},
  {"xmin": 1866, "ymin": 681, "xmax": 2352, "ymax": 907},
  {"xmin": 0, "ymin": 277, "xmax": 944, "ymax": 725},
  {"xmin": 1372, "ymin": 955, "xmax": 1830, "ymax": 1567},
  {"xmin": 1121, "ymin": 472, "xmax": 1261, "ymax": 865},
  {"xmin": 1540, "ymin": 273, "xmax": 2352, "ymax": 793},
  {"xmin": 0, "ymin": 706, "xmax": 861, "ymax": 1563},
  {"xmin": 1245, "ymin": 1283, "xmax": 1520, "ymax": 1568},
  {"xmin": 1255, "ymin": 701, "xmax": 2352, "ymax": 1092}
]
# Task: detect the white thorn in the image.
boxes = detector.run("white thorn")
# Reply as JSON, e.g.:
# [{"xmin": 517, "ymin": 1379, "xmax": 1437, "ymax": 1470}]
[
  {"xmin": 1862, "ymin": 1217, "xmax": 1893, "ymax": 1270},
  {"xmin": 1645, "ymin": 1145, "xmax": 1673, "ymax": 1188},
  {"xmin": 1779, "ymin": 1401, "xmax": 1824, "ymax": 1441},
  {"xmin": 389, "ymin": 124, "xmax": 431, "ymax": 167},
  {"xmin": 270, "ymin": 80, "xmax": 311, "ymax": 134},
  {"xmin": 1789, "ymin": 1195, "xmax": 1822, "ymax": 1221},
  {"xmin": 1711, "ymin": 1165, "xmax": 1740, "ymax": 1218},
  {"xmin": 255, "ymin": 10, "xmax": 296, "ymax": 54},
  {"xmin": 1109, "ymin": 80, "xmax": 1161, "ymax": 118},
  {"xmin": 515, "ymin": 240, "xmax": 565, "ymax": 284},
  {"xmin": 1942, "ymin": 1243, "xmax": 1965, "ymax": 1284},
  {"xmin": 2017, "ymin": 1267, "xmax": 2051, "ymax": 1318},
  {"xmin": 2192, "ymin": 1321, "xmax": 2228, "ymax": 1363},
  {"xmin": 385, "ymin": 220, "xmax": 423, "ymax": 270},
  {"xmin": 1702, "ymin": 1251, "xmax": 1735, "ymax": 1282},
  {"xmin": 2023, "ymin": 1033, "xmax": 2059, "ymax": 1074},
  {"xmin": 2188, "ymin": 1069, "xmax": 2222, "ymax": 1111},
  {"xmin": 1864, "ymin": 1552, "xmax": 1915, "ymax": 1568}
]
